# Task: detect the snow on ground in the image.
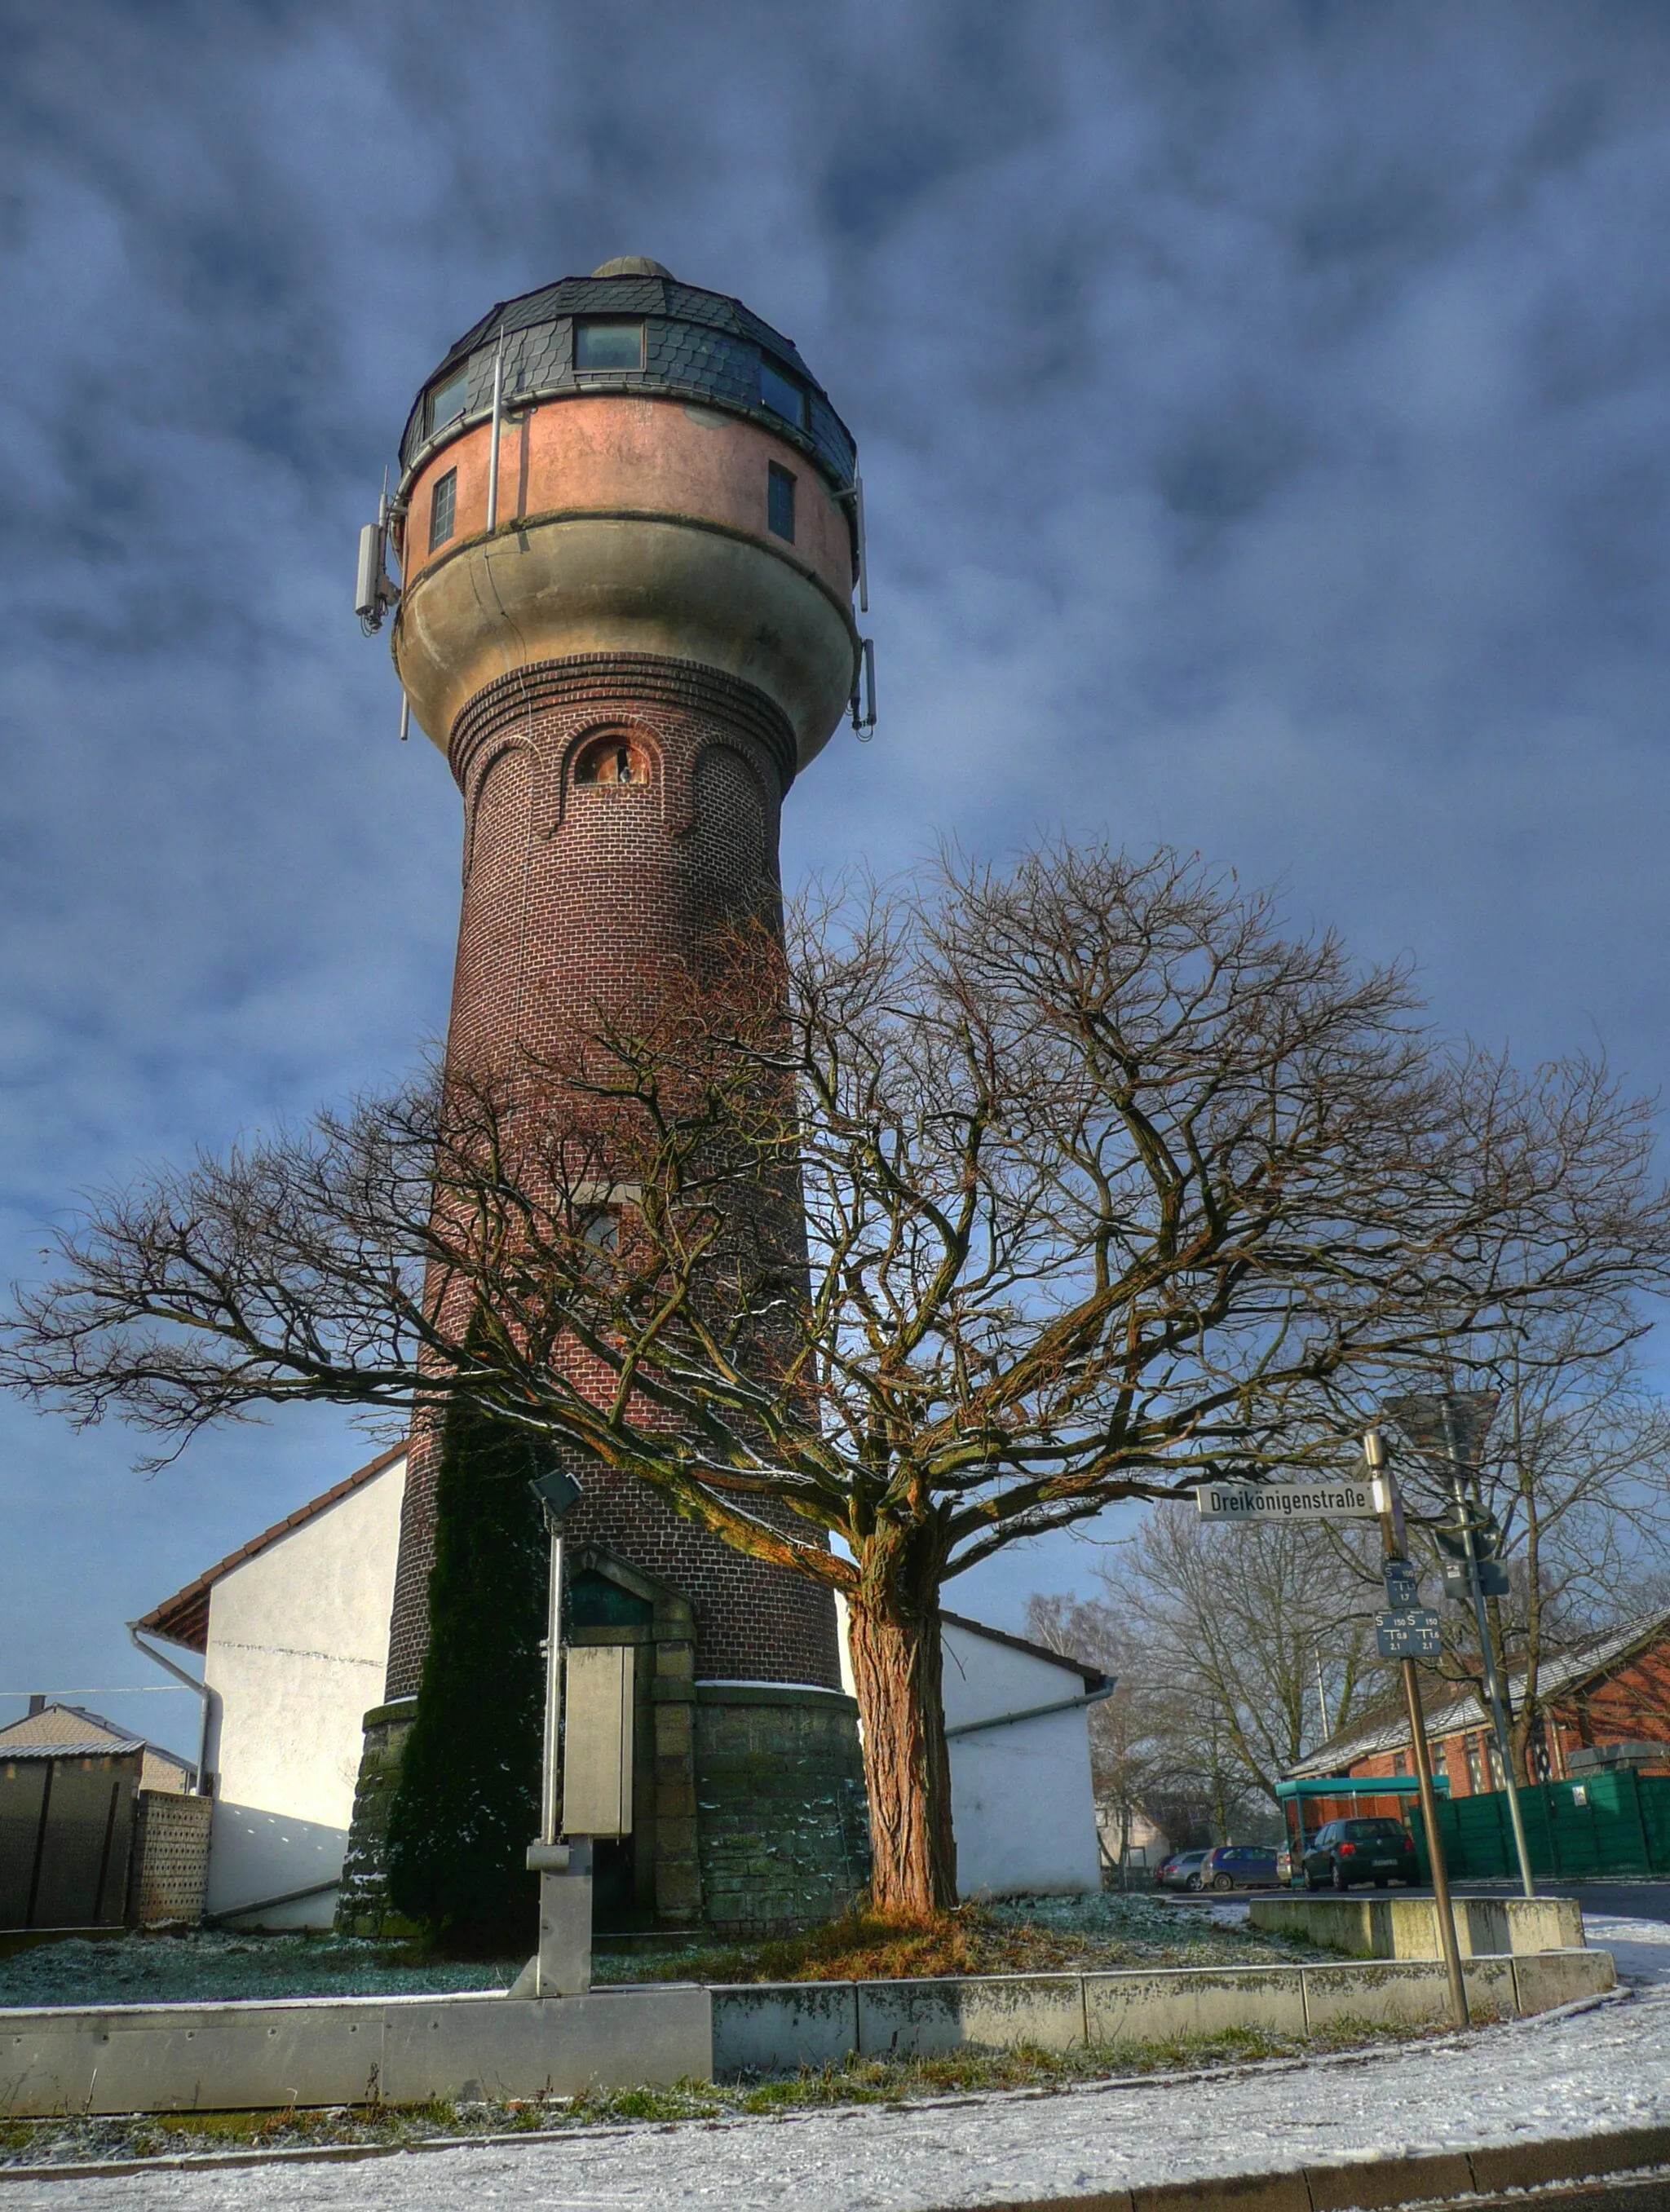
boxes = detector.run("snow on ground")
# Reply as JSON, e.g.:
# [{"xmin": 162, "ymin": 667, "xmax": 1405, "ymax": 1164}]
[
  {"xmin": 0, "ymin": 1935, "xmax": 515, "ymax": 2011},
  {"xmin": 1580, "ymin": 1913, "xmax": 1670, "ymax": 1991},
  {"xmin": 8, "ymin": 1921, "xmax": 1668, "ymax": 2211}
]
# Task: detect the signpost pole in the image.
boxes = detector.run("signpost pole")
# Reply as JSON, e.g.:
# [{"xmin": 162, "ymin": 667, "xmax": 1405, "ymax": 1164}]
[
  {"xmin": 1365, "ymin": 1431, "xmax": 1469, "ymax": 2030},
  {"xmin": 1438, "ymin": 1402, "xmax": 1536, "ymax": 1901},
  {"xmin": 523, "ymin": 1468, "xmax": 591, "ymax": 1999}
]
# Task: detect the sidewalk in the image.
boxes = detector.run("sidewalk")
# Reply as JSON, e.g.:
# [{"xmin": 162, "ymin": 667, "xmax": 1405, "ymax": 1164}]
[{"xmin": 7, "ymin": 1914, "xmax": 1668, "ymax": 2210}]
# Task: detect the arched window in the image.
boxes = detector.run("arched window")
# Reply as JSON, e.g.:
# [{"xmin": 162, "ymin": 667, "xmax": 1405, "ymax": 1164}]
[{"xmin": 573, "ymin": 734, "xmax": 652, "ymax": 788}]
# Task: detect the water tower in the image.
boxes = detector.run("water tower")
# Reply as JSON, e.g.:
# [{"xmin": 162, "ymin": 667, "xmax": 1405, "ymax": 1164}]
[{"xmin": 343, "ymin": 259, "xmax": 873, "ymax": 1936}]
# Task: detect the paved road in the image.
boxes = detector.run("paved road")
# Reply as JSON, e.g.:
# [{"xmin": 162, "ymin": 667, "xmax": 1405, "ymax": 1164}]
[
  {"xmin": 1168, "ymin": 1880, "xmax": 1670, "ymax": 1923},
  {"xmin": 1460, "ymin": 1880, "xmax": 1670, "ymax": 1925}
]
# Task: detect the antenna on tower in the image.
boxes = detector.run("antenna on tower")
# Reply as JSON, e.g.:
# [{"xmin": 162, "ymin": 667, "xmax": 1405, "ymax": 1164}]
[{"xmin": 355, "ymin": 468, "xmax": 402, "ymax": 635}]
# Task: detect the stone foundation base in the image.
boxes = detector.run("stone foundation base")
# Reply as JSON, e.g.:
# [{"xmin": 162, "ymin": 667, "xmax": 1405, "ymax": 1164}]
[
  {"xmin": 695, "ymin": 1684, "xmax": 869, "ymax": 1937},
  {"xmin": 334, "ymin": 1698, "xmax": 418, "ymax": 1937}
]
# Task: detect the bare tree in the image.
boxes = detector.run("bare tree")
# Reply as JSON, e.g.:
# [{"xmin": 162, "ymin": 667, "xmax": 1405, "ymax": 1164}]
[
  {"xmin": 1084, "ymin": 1512, "xmax": 1383, "ymax": 1817},
  {"xmin": 7, "ymin": 846, "xmax": 1669, "ymax": 1917}
]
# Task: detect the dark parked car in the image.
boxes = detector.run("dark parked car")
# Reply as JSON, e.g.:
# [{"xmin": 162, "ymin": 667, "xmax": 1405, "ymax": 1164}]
[
  {"xmin": 1301, "ymin": 1817, "xmax": 1420, "ymax": 1891},
  {"xmin": 1199, "ymin": 1843, "xmax": 1281, "ymax": 1891},
  {"xmin": 1158, "ymin": 1848, "xmax": 1210, "ymax": 1891}
]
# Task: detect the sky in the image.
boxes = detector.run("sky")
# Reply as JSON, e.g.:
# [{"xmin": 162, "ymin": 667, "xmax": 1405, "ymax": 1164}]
[{"xmin": 3, "ymin": 0, "xmax": 1670, "ymax": 1760}]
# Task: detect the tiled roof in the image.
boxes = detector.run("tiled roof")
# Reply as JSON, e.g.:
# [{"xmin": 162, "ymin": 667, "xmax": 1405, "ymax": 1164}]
[
  {"xmin": 1285, "ymin": 1609, "xmax": 1670, "ymax": 1778},
  {"xmin": 0, "ymin": 1703, "xmax": 192, "ymax": 1777},
  {"xmin": 0, "ymin": 1702, "xmax": 134, "ymax": 1751},
  {"xmin": 396, "ymin": 268, "xmax": 858, "ymax": 494},
  {"xmin": 0, "ymin": 1739, "xmax": 144, "ymax": 1762},
  {"xmin": 134, "ymin": 1445, "xmax": 407, "ymax": 1655}
]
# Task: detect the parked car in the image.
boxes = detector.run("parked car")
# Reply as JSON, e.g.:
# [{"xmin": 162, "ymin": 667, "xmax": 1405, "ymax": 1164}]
[
  {"xmin": 1301, "ymin": 1817, "xmax": 1420, "ymax": 1891},
  {"xmin": 1199, "ymin": 1843, "xmax": 1281, "ymax": 1891},
  {"xmin": 1158, "ymin": 1848, "xmax": 1210, "ymax": 1891}
]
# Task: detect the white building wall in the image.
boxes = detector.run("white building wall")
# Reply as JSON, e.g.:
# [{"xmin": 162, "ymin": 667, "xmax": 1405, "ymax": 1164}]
[
  {"xmin": 203, "ymin": 1459, "xmax": 404, "ymax": 1927},
  {"xmin": 836, "ymin": 1601, "xmax": 1102, "ymax": 1900},
  {"xmin": 940, "ymin": 1619, "xmax": 1102, "ymax": 1899}
]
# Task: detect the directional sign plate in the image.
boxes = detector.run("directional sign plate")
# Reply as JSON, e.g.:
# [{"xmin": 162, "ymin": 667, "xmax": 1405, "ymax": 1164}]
[
  {"xmin": 1376, "ymin": 1608, "xmax": 1443, "ymax": 1659},
  {"xmin": 1195, "ymin": 1477, "xmax": 1389, "ymax": 1523},
  {"xmin": 1381, "ymin": 1564, "xmax": 1422, "ymax": 1614}
]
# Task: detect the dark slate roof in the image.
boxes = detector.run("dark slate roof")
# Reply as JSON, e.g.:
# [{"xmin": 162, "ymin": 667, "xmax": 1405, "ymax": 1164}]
[
  {"xmin": 939, "ymin": 1609, "xmax": 1110, "ymax": 1693},
  {"xmin": 397, "ymin": 269, "xmax": 857, "ymax": 494},
  {"xmin": 135, "ymin": 1445, "xmax": 407, "ymax": 1655}
]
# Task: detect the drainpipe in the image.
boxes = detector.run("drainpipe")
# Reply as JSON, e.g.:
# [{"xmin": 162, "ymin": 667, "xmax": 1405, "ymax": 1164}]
[
  {"xmin": 943, "ymin": 1680, "xmax": 1117, "ymax": 1740},
  {"xmin": 127, "ymin": 1623, "xmax": 213, "ymax": 1796}
]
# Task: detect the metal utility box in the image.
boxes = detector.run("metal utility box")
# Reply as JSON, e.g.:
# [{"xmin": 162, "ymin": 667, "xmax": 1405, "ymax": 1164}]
[{"xmin": 560, "ymin": 1645, "xmax": 634, "ymax": 1838}]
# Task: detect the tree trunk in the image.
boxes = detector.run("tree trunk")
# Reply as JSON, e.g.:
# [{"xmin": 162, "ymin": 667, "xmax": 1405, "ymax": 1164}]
[{"xmin": 844, "ymin": 1525, "xmax": 956, "ymax": 1918}]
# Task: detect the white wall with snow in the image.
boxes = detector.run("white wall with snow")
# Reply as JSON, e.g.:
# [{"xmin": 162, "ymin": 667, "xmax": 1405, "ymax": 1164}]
[
  {"xmin": 939, "ymin": 1617, "xmax": 1102, "ymax": 1898},
  {"xmin": 203, "ymin": 1458, "xmax": 404, "ymax": 1927}
]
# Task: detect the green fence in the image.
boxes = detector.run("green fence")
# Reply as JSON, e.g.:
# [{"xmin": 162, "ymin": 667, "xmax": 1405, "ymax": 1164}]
[{"xmin": 1407, "ymin": 1768, "xmax": 1670, "ymax": 1883}]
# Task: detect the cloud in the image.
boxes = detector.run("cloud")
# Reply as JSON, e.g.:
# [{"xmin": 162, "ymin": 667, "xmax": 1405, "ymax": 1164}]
[{"xmin": 3, "ymin": 0, "xmax": 1669, "ymax": 1706}]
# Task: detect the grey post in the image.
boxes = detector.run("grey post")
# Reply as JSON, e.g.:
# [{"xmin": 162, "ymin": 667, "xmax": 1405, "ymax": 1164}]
[
  {"xmin": 1366, "ymin": 1428, "xmax": 1469, "ymax": 2030},
  {"xmin": 524, "ymin": 1466, "xmax": 592, "ymax": 1998}
]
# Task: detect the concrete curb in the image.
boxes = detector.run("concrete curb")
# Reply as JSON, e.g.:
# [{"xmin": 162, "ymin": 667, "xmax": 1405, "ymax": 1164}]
[
  {"xmin": 0, "ymin": 1951, "xmax": 1617, "ymax": 2117},
  {"xmin": 1248, "ymin": 1896, "xmax": 1586, "ymax": 1965},
  {"xmin": 710, "ymin": 1951, "xmax": 1614, "ymax": 2074}
]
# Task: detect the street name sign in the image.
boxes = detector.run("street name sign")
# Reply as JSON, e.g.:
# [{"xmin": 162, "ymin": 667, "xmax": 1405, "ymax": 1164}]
[
  {"xmin": 1376, "ymin": 1608, "xmax": 1442, "ymax": 1658},
  {"xmin": 1195, "ymin": 1477, "xmax": 1389, "ymax": 1523}
]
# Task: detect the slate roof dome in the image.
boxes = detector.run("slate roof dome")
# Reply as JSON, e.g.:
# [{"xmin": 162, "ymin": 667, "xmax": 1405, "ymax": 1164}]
[
  {"xmin": 398, "ymin": 263, "xmax": 856, "ymax": 493},
  {"xmin": 590, "ymin": 254, "xmax": 673, "ymax": 278}
]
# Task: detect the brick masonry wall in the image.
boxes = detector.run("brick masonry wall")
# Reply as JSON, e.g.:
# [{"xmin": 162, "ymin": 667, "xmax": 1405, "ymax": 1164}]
[
  {"xmin": 383, "ymin": 653, "xmax": 842, "ymax": 1703},
  {"xmin": 126, "ymin": 1790, "xmax": 212, "ymax": 1927}
]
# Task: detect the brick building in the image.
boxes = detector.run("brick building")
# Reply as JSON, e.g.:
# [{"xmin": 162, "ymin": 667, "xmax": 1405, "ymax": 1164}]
[
  {"xmin": 1286, "ymin": 1609, "xmax": 1670, "ymax": 1796},
  {"xmin": 342, "ymin": 258, "xmax": 873, "ymax": 1932}
]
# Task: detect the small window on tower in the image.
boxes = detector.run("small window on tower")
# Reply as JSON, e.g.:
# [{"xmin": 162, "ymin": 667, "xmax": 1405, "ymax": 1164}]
[
  {"xmin": 759, "ymin": 355, "xmax": 807, "ymax": 428},
  {"xmin": 574, "ymin": 735, "xmax": 652, "ymax": 786},
  {"xmin": 428, "ymin": 468, "xmax": 457, "ymax": 552},
  {"xmin": 427, "ymin": 368, "xmax": 470, "ymax": 434},
  {"xmin": 575, "ymin": 320, "xmax": 646, "ymax": 371},
  {"xmin": 767, "ymin": 463, "xmax": 796, "ymax": 543}
]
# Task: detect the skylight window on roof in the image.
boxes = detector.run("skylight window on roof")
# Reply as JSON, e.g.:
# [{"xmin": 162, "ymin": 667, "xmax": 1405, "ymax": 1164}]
[
  {"xmin": 575, "ymin": 320, "xmax": 646, "ymax": 371},
  {"xmin": 759, "ymin": 355, "xmax": 807, "ymax": 429},
  {"xmin": 427, "ymin": 369, "xmax": 470, "ymax": 435}
]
